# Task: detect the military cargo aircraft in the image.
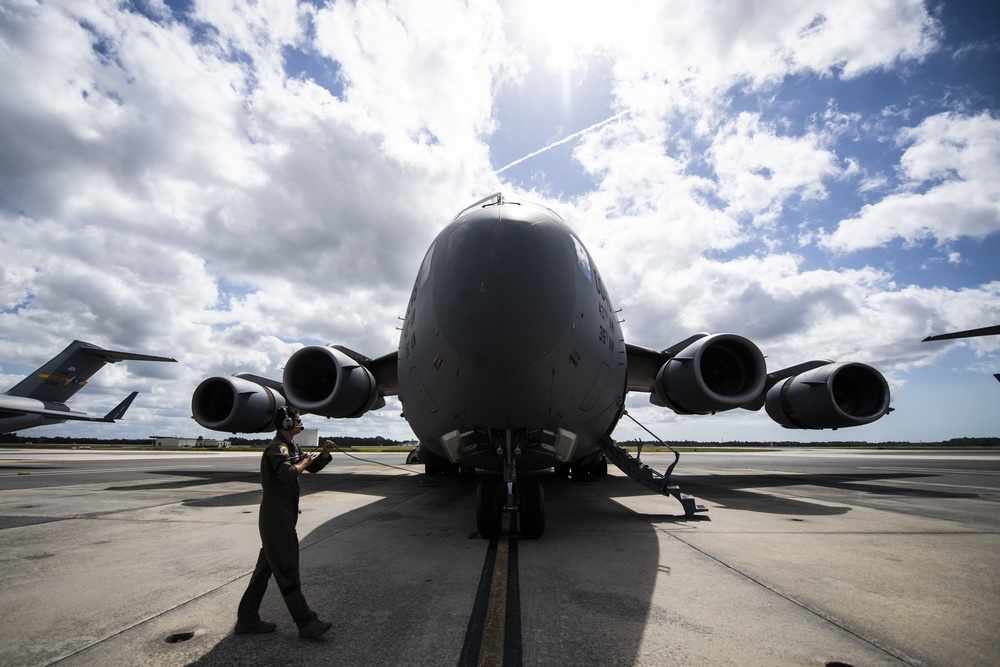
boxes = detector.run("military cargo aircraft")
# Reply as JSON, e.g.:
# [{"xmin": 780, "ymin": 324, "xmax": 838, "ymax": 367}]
[
  {"xmin": 193, "ymin": 194, "xmax": 891, "ymax": 538},
  {"xmin": 0, "ymin": 340, "xmax": 176, "ymax": 433}
]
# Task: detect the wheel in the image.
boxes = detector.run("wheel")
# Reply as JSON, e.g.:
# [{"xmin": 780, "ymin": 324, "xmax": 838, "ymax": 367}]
[
  {"xmin": 595, "ymin": 456, "xmax": 608, "ymax": 478},
  {"xmin": 476, "ymin": 479, "xmax": 503, "ymax": 538},
  {"xmin": 518, "ymin": 478, "xmax": 545, "ymax": 539}
]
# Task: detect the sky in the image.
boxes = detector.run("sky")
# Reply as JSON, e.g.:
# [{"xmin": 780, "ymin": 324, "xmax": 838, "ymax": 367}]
[{"xmin": 1, "ymin": 0, "xmax": 998, "ymax": 444}]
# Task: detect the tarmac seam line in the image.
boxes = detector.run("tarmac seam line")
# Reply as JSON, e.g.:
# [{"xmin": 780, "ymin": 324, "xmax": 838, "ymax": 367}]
[
  {"xmin": 47, "ymin": 571, "xmax": 251, "ymax": 666},
  {"xmin": 582, "ymin": 483, "xmax": 921, "ymax": 666},
  {"xmin": 660, "ymin": 527, "xmax": 921, "ymax": 666},
  {"xmin": 45, "ymin": 487, "xmax": 434, "ymax": 665}
]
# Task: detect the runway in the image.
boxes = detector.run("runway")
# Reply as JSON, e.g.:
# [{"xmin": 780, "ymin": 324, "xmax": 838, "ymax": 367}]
[{"xmin": 0, "ymin": 448, "xmax": 998, "ymax": 666}]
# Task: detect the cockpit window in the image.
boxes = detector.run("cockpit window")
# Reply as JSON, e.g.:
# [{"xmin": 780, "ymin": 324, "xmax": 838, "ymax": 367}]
[
  {"xmin": 571, "ymin": 235, "xmax": 593, "ymax": 283},
  {"xmin": 417, "ymin": 240, "xmax": 436, "ymax": 288}
]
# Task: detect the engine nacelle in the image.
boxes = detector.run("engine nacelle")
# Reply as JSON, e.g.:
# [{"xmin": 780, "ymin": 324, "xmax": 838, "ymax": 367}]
[
  {"xmin": 282, "ymin": 345, "xmax": 381, "ymax": 418},
  {"xmin": 765, "ymin": 362, "xmax": 891, "ymax": 429},
  {"xmin": 653, "ymin": 333, "xmax": 767, "ymax": 414},
  {"xmin": 191, "ymin": 376, "xmax": 286, "ymax": 433}
]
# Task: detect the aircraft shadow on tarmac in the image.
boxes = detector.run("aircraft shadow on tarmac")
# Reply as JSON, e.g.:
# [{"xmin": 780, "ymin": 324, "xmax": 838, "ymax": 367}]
[
  {"xmin": 119, "ymin": 470, "xmax": 666, "ymax": 666},
  {"xmin": 107, "ymin": 469, "xmax": 419, "ymax": 508},
  {"xmin": 596, "ymin": 470, "xmax": 979, "ymax": 516},
  {"xmin": 107, "ymin": 471, "xmax": 261, "ymax": 493},
  {"xmin": 106, "ymin": 463, "xmax": 979, "ymax": 516},
  {"xmin": 100, "ymin": 465, "xmax": 981, "ymax": 664}
]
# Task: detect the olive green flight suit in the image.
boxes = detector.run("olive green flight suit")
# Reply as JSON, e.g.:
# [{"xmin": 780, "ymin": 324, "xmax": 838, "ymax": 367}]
[{"xmin": 237, "ymin": 436, "xmax": 330, "ymax": 628}]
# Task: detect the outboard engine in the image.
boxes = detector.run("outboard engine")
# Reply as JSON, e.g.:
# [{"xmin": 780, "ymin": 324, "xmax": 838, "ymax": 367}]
[
  {"xmin": 765, "ymin": 362, "xmax": 891, "ymax": 429},
  {"xmin": 192, "ymin": 375, "xmax": 286, "ymax": 433},
  {"xmin": 653, "ymin": 333, "xmax": 767, "ymax": 414},
  {"xmin": 283, "ymin": 345, "xmax": 381, "ymax": 418}
]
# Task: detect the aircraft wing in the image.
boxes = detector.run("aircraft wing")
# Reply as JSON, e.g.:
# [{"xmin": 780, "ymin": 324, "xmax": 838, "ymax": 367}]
[
  {"xmin": 922, "ymin": 325, "xmax": 1000, "ymax": 341},
  {"xmin": 192, "ymin": 347, "xmax": 397, "ymax": 432},
  {"xmin": 333, "ymin": 346, "xmax": 399, "ymax": 396},
  {"xmin": 625, "ymin": 334, "xmax": 890, "ymax": 429},
  {"xmin": 623, "ymin": 343, "xmax": 665, "ymax": 392},
  {"xmin": 738, "ymin": 360, "xmax": 835, "ymax": 411},
  {"xmin": 626, "ymin": 342, "xmax": 832, "ymax": 410}
]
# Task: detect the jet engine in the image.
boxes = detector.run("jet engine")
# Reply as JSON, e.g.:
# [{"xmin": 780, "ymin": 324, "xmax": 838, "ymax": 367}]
[
  {"xmin": 765, "ymin": 362, "xmax": 890, "ymax": 429},
  {"xmin": 191, "ymin": 375, "xmax": 286, "ymax": 433},
  {"xmin": 652, "ymin": 334, "xmax": 767, "ymax": 414},
  {"xmin": 282, "ymin": 345, "xmax": 381, "ymax": 418}
]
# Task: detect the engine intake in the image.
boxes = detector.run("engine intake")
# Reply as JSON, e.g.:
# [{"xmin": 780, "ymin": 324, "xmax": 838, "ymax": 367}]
[
  {"xmin": 191, "ymin": 376, "xmax": 286, "ymax": 433},
  {"xmin": 283, "ymin": 346, "xmax": 381, "ymax": 418},
  {"xmin": 765, "ymin": 362, "xmax": 891, "ymax": 429},
  {"xmin": 653, "ymin": 334, "xmax": 767, "ymax": 414}
]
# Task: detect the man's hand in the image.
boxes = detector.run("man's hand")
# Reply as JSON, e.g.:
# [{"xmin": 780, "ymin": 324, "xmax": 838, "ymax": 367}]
[
  {"xmin": 294, "ymin": 453, "xmax": 317, "ymax": 473},
  {"xmin": 321, "ymin": 439, "xmax": 336, "ymax": 456}
]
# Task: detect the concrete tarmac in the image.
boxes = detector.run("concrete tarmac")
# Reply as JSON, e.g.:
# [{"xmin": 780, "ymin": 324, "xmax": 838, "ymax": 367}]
[{"xmin": 0, "ymin": 448, "xmax": 997, "ymax": 666}]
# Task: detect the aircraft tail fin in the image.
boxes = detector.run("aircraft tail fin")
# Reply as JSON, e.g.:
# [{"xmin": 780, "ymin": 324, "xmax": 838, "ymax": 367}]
[{"xmin": 4, "ymin": 340, "xmax": 176, "ymax": 405}]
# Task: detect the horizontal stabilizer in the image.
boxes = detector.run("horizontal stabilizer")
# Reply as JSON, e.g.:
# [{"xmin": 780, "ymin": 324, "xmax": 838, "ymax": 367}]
[
  {"xmin": 0, "ymin": 393, "xmax": 138, "ymax": 425},
  {"xmin": 104, "ymin": 392, "xmax": 139, "ymax": 421}
]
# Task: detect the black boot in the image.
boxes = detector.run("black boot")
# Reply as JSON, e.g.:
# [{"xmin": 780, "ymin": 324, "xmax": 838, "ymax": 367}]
[{"xmin": 298, "ymin": 619, "xmax": 332, "ymax": 639}]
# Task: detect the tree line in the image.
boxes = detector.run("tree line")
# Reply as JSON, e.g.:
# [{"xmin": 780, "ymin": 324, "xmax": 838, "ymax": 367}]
[{"xmin": 1, "ymin": 433, "xmax": 997, "ymax": 448}]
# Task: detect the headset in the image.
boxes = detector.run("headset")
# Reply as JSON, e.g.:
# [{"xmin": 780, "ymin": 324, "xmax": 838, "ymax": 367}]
[{"xmin": 279, "ymin": 405, "xmax": 297, "ymax": 431}]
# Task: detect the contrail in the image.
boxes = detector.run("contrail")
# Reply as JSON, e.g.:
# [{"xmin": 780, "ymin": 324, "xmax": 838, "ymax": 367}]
[{"xmin": 494, "ymin": 110, "xmax": 631, "ymax": 174}]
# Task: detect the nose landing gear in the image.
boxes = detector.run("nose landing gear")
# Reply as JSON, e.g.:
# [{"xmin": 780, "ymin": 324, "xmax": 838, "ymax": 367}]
[
  {"xmin": 475, "ymin": 429, "xmax": 546, "ymax": 539},
  {"xmin": 476, "ymin": 477, "xmax": 546, "ymax": 539}
]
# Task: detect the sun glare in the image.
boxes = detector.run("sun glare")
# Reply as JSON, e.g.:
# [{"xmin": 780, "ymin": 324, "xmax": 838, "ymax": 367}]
[{"xmin": 511, "ymin": 0, "xmax": 609, "ymax": 112}]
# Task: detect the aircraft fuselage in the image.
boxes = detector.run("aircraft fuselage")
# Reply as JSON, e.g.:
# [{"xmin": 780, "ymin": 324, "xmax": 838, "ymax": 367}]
[{"xmin": 396, "ymin": 196, "xmax": 626, "ymax": 472}]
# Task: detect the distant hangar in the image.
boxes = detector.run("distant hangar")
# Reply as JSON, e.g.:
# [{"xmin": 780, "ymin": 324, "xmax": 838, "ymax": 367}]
[{"xmin": 151, "ymin": 436, "xmax": 230, "ymax": 448}]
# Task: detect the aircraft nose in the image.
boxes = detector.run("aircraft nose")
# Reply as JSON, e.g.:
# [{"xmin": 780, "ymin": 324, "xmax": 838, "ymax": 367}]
[{"xmin": 431, "ymin": 208, "xmax": 576, "ymax": 372}]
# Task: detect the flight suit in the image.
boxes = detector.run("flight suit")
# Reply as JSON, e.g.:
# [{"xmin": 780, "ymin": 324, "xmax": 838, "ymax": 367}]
[{"xmin": 237, "ymin": 436, "xmax": 330, "ymax": 628}]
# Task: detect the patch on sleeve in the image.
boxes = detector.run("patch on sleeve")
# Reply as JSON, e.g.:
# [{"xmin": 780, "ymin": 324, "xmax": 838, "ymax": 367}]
[{"xmin": 279, "ymin": 445, "xmax": 290, "ymax": 457}]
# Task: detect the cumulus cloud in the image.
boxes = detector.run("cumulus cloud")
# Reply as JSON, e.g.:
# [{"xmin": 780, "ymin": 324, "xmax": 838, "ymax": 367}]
[
  {"xmin": 0, "ymin": 0, "xmax": 995, "ymax": 443},
  {"xmin": 819, "ymin": 111, "xmax": 1000, "ymax": 252},
  {"xmin": 709, "ymin": 112, "xmax": 842, "ymax": 226}
]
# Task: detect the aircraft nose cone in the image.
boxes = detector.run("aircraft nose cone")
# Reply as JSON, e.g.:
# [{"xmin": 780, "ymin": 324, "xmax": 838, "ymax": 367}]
[{"xmin": 431, "ymin": 207, "xmax": 576, "ymax": 372}]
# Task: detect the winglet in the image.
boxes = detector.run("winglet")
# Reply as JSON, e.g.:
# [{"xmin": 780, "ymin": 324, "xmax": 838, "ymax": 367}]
[{"xmin": 103, "ymin": 391, "xmax": 139, "ymax": 421}]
